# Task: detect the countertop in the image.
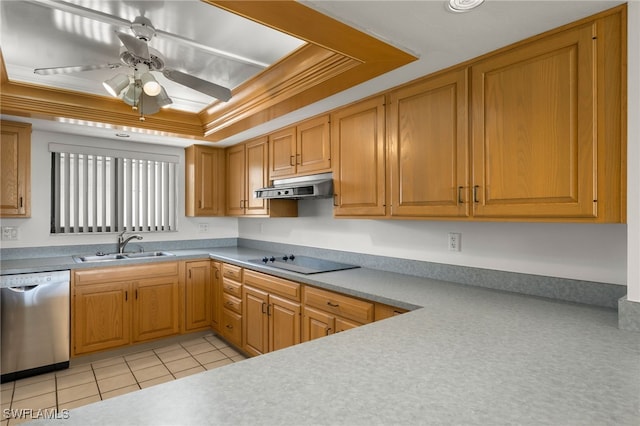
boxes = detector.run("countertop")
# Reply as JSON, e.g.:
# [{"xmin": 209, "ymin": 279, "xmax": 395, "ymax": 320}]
[{"xmin": 12, "ymin": 247, "xmax": 640, "ymax": 425}]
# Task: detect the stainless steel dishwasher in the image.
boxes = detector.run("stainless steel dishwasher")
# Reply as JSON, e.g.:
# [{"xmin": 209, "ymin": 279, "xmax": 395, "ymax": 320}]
[{"xmin": 1, "ymin": 270, "xmax": 70, "ymax": 383}]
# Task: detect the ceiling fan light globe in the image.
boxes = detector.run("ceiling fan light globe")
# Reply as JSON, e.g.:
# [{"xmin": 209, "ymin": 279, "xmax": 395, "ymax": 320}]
[
  {"xmin": 103, "ymin": 73, "xmax": 129, "ymax": 97},
  {"xmin": 123, "ymin": 82, "xmax": 142, "ymax": 106},
  {"xmin": 141, "ymin": 73, "xmax": 162, "ymax": 96}
]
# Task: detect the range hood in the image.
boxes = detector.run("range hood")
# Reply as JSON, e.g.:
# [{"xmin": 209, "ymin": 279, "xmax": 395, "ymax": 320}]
[{"xmin": 254, "ymin": 172, "xmax": 333, "ymax": 200}]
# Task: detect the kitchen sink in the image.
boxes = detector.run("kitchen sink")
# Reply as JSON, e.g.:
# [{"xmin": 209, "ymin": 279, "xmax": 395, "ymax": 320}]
[{"xmin": 73, "ymin": 251, "xmax": 174, "ymax": 263}]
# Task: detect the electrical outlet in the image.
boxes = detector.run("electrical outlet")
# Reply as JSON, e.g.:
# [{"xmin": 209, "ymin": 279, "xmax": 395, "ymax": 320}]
[
  {"xmin": 1, "ymin": 226, "xmax": 18, "ymax": 241},
  {"xmin": 448, "ymin": 232, "xmax": 461, "ymax": 252},
  {"xmin": 198, "ymin": 223, "xmax": 209, "ymax": 233}
]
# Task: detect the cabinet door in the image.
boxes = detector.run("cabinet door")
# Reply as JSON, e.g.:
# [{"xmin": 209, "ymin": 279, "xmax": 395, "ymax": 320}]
[
  {"xmin": 132, "ymin": 276, "xmax": 180, "ymax": 342},
  {"xmin": 211, "ymin": 262, "xmax": 222, "ymax": 332},
  {"xmin": 243, "ymin": 285, "xmax": 269, "ymax": 357},
  {"xmin": 73, "ymin": 282, "xmax": 130, "ymax": 355},
  {"xmin": 335, "ymin": 317, "xmax": 361, "ymax": 333},
  {"xmin": 269, "ymin": 126, "xmax": 297, "ymax": 178},
  {"xmin": 226, "ymin": 144, "xmax": 246, "ymax": 216},
  {"xmin": 471, "ymin": 24, "xmax": 597, "ymax": 219},
  {"xmin": 331, "ymin": 96, "xmax": 386, "ymax": 217},
  {"xmin": 302, "ymin": 306, "xmax": 335, "ymax": 342},
  {"xmin": 185, "ymin": 261, "xmax": 212, "ymax": 331},
  {"xmin": 222, "ymin": 309, "xmax": 242, "ymax": 348},
  {"xmin": 185, "ymin": 145, "xmax": 224, "ymax": 217},
  {"xmin": 245, "ymin": 137, "xmax": 269, "ymax": 215},
  {"xmin": 269, "ymin": 294, "xmax": 301, "ymax": 352},
  {"xmin": 388, "ymin": 69, "xmax": 469, "ymax": 218},
  {"xmin": 297, "ymin": 115, "xmax": 331, "ymax": 175},
  {"xmin": 0, "ymin": 121, "xmax": 31, "ymax": 217}
]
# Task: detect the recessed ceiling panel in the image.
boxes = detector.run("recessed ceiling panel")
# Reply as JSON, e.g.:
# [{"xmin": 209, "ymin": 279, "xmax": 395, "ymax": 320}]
[{"xmin": 0, "ymin": 0, "xmax": 306, "ymax": 112}]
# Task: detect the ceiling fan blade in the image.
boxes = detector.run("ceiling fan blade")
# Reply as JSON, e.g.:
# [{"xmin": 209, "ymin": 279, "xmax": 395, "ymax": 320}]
[
  {"xmin": 162, "ymin": 68, "xmax": 232, "ymax": 102},
  {"xmin": 34, "ymin": 63, "xmax": 122, "ymax": 75},
  {"xmin": 116, "ymin": 32, "xmax": 150, "ymax": 60}
]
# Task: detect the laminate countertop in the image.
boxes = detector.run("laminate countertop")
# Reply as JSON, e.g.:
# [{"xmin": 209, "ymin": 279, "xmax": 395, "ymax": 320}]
[{"xmin": 20, "ymin": 246, "xmax": 640, "ymax": 425}]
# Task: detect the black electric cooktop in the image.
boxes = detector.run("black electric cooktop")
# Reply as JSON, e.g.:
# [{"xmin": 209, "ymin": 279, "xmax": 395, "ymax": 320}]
[{"xmin": 247, "ymin": 255, "xmax": 359, "ymax": 275}]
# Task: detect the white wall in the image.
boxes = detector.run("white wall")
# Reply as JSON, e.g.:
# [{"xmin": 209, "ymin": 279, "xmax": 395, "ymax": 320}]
[
  {"xmin": 239, "ymin": 199, "xmax": 626, "ymax": 285},
  {"xmin": 0, "ymin": 129, "xmax": 238, "ymax": 248},
  {"xmin": 626, "ymin": 1, "xmax": 640, "ymax": 301}
]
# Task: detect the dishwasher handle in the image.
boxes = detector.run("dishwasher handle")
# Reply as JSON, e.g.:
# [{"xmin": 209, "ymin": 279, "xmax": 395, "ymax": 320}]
[{"xmin": 7, "ymin": 285, "xmax": 38, "ymax": 292}]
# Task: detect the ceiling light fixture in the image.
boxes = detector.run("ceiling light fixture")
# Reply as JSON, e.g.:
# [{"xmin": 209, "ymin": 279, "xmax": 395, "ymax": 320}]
[
  {"xmin": 156, "ymin": 87, "xmax": 173, "ymax": 109},
  {"xmin": 102, "ymin": 73, "xmax": 129, "ymax": 97},
  {"xmin": 446, "ymin": 0, "xmax": 485, "ymax": 13},
  {"xmin": 141, "ymin": 72, "xmax": 162, "ymax": 96}
]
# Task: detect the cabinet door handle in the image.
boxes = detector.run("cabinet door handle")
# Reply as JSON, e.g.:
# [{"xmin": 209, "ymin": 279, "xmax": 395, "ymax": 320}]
[
  {"xmin": 135, "ymin": 289, "xmax": 138, "ymax": 299},
  {"xmin": 296, "ymin": 153, "xmax": 301, "ymax": 165},
  {"xmin": 262, "ymin": 302, "xmax": 267, "ymax": 314},
  {"xmin": 19, "ymin": 197, "xmax": 23, "ymax": 208},
  {"xmin": 125, "ymin": 290, "xmax": 128, "ymax": 301},
  {"xmin": 267, "ymin": 304, "xmax": 272, "ymax": 316},
  {"xmin": 240, "ymin": 199, "xmax": 244, "ymax": 209},
  {"xmin": 188, "ymin": 269, "xmax": 192, "ymax": 279},
  {"xmin": 473, "ymin": 185, "xmax": 480, "ymax": 203},
  {"xmin": 326, "ymin": 327, "xmax": 332, "ymax": 336},
  {"xmin": 226, "ymin": 324, "xmax": 233, "ymax": 329},
  {"xmin": 290, "ymin": 155, "xmax": 295, "ymax": 166},
  {"xmin": 215, "ymin": 269, "xmax": 220, "ymax": 279},
  {"xmin": 327, "ymin": 301, "xmax": 339, "ymax": 308},
  {"xmin": 333, "ymin": 194, "xmax": 339, "ymax": 207},
  {"xmin": 199, "ymin": 200, "xmax": 203, "ymax": 209},
  {"xmin": 458, "ymin": 186, "xmax": 464, "ymax": 204}
]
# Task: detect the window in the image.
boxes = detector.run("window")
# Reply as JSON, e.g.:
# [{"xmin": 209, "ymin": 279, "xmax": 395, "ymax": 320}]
[{"xmin": 50, "ymin": 143, "xmax": 178, "ymax": 234}]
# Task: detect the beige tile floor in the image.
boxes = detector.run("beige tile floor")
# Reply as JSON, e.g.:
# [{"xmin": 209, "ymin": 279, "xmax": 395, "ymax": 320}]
[{"xmin": 1, "ymin": 333, "xmax": 245, "ymax": 425}]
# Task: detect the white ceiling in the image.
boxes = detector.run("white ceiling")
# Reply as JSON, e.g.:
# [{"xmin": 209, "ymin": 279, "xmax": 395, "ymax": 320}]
[{"xmin": 1, "ymin": 0, "xmax": 626, "ymax": 147}]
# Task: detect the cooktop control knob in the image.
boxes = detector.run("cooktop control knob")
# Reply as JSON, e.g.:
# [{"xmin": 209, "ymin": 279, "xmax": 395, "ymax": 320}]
[
  {"xmin": 288, "ymin": 254, "xmax": 295, "ymax": 260},
  {"xmin": 262, "ymin": 257, "xmax": 269, "ymax": 263},
  {"xmin": 282, "ymin": 255, "xmax": 289, "ymax": 261},
  {"xmin": 269, "ymin": 256, "xmax": 276, "ymax": 262}
]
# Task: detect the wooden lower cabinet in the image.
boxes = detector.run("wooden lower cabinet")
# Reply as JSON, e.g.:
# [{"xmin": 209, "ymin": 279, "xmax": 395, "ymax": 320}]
[
  {"xmin": 242, "ymin": 270, "xmax": 301, "ymax": 357},
  {"xmin": 73, "ymin": 281, "xmax": 131, "ymax": 355},
  {"xmin": 221, "ymin": 264, "xmax": 244, "ymax": 347},
  {"xmin": 184, "ymin": 260, "xmax": 212, "ymax": 332},
  {"xmin": 302, "ymin": 286, "xmax": 374, "ymax": 342},
  {"xmin": 211, "ymin": 261, "xmax": 222, "ymax": 332},
  {"xmin": 132, "ymin": 276, "xmax": 180, "ymax": 342},
  {"xmin": 72, "ymin": 262, "xmax": 180, "ymax": 356}
]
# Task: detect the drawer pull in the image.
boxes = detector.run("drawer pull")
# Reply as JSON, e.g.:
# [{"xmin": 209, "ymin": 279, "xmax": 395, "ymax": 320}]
[
  {"xmin": 326, "ymin": 327, "xmax": 332, "ymax": 336},
  {"xmin": 327, "ymin": 301, "xmax": 339, "ymax": 308},
  {"xmin": 226, "ymin": 324, "xmax": 233, "ymax": 329},
  {"xmin": 225, "ymin": 301, "xmax": 233, "ymax": 307}
]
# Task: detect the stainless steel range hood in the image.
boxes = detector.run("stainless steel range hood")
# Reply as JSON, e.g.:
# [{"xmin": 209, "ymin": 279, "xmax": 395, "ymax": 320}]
[{"xmin": 254, "ymin": 172, "xmax": 333, "ymax": 200}]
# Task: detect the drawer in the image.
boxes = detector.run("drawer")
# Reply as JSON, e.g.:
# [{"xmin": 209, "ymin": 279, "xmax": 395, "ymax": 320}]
[
  {"xmin": 222, "ymin": 309, "xmax": 242, "ymax": 347},
  {"xmin": 223, "ymin": 263, "xmax": 243, "ymax": 281},
  {"xmin": 74, "ymin": 261, "xmax": 179, "ymax": 286},
  {"xmin": 222, "ymin": 278, "xmax": 242, "ymax": 298},
  {"xmin": 304, "ymin": 286, "xmax": 374, "ymax": 324},
  {"xmin": 222, "ymin": 293, "xmax": 242, "ymax": 315},
  {"xmin": 243, "ymin": 269, "xmax": 301, "ymax": 301}
]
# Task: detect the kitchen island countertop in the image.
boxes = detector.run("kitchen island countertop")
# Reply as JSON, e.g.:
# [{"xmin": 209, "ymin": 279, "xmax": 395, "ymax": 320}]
[{"xmin": 14, "ymin": 246, "xmax": 640, "ymax": 425}]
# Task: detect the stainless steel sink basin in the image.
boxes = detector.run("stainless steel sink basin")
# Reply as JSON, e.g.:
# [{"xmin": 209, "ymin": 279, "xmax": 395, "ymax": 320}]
[
  {"xmin": 73, "ymin": 251, "xmax": 174, "ymax": 263},
  {"xmin": 123, "ymin": 251, "xmax": 175, "ymax": 259}
]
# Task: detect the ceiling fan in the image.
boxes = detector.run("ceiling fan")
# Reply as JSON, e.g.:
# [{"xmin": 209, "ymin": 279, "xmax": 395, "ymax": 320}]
[{"xmin": 34, "ymin": 15, "xmax": 232, "ymax": 119}]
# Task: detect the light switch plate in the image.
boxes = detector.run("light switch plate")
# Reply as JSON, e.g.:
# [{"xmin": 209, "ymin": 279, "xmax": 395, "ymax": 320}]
[{"xmin": 1, "ymin": 226, "xmax": 18, "ymax": 241}]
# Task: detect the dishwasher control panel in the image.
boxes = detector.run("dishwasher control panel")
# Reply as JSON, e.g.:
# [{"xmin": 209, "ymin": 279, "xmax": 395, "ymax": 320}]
[{"xmin": 0, "ymin": 271, "xmax": 70, "ymax": 288}]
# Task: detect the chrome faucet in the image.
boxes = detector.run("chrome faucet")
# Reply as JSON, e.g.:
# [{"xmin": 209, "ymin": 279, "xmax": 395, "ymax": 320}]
[{"xmin": 118, "ymin": 231, "xmax": 143, "ymax": 254}]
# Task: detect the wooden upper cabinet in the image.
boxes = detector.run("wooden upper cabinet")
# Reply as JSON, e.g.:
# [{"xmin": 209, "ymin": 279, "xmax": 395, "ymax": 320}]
[
  {"xmin": 1, "ymin": 120, "xmax": 31, "ymax": 217},
  {"xmin": 269, "ymin": 116, "xmax": 331, "ymax": 179},
  {"xmin": 226, "ymin": 138, "xmax": 297, "ymax": 217},
  {"xmin": 226, "ymin": 143, "xmax": 246, "ymax": 216},
  {"xmin": 185, "ymin": 145, "xmax": 225, "ymax": 217},
  {"xmin": 471, "ymin": 23, "xmax": 598, "ymax": 219},
  {"xmin": 388, "ymin": 68, "xmax": 469, "ymax": 218},
  {"xmin": 269, "ymin": 126, "xmax": 297, "ymax": 179},
  {"xmin": 245, "ymin": 137, "xmax": 270, "ymax": 216},
  {"xmin": 296, "ymin": 115, "xmax": 331, "ymax": 176},
  {"xmin": 331, "ymin": 96, "xmax": 386, "ymax": 217}
]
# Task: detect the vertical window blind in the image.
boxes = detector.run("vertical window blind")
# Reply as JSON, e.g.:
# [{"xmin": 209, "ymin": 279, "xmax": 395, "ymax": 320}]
[{"xmin": 49, "ymin": 143, "xmax": 178, "ymax": 234}]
